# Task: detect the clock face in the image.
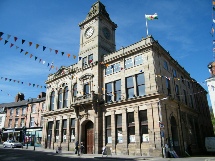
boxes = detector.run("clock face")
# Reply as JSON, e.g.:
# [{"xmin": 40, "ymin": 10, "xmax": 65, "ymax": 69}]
[
  {"xmin": 85, "ymin": 27, "xmax": 94, "ymax": 38},
  {"xmin": 102, "ymin": 27, "xmax": 110, "ymax": 39}
]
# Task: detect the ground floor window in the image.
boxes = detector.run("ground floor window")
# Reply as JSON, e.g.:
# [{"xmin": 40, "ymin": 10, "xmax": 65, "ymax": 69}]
[
  {"xmin": 116, "ymin": 114, "xmax": 123, "ymax": 143},
  {"xmin": 105, "ymin": 116, "xmax": 112, "ymax": 143}
]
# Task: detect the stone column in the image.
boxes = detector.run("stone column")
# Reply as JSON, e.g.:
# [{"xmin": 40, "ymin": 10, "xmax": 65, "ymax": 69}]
[
  {"xmin": 134, "ymin": 106, "xmax": 141, "ymax": 155},
  {"xmin": 52, "ymin": 117, "xmax": 56, "ymax": 149},
  {"xmin": 75, "ymin": 117, "xmax": 79, "ymax": 142},
  {"xmin": 42, "ymin": 118, "xmax": 48, "ymax": 148},
  {"xmin": 59, "ymin": 116, "xmax": 63, "ymax": 144},
  {"xmin": 122, "ymin": 108, "xmax": 128, "ymax": 155},
  {"xmin": 94, "ymin": 115, "xmax": 99, "ymax": 153},
  {"xmin": 67, "ymin": 115, "xmax": 71, "ymax": 151},
  {"xmin": 111, "ymin": 110, "xmax": 116, "ymax": 154},
  {"xmin": 102, "ymin": 110, "xmax": 106, "ymax": 147}
]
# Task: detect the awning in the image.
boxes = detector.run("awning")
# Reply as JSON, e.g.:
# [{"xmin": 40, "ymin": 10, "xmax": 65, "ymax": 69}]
[{"xmin": 3, "ymin": 130, "xmax": 20, "ymax": 133}]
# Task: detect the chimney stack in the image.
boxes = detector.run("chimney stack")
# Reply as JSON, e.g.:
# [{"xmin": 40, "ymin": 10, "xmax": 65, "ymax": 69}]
[{"xmin": 15, "ymin": 92, "xmax": 25, "ymax": 102}]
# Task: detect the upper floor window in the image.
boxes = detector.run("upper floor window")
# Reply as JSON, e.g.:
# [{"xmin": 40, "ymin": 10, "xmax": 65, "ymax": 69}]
[
  {"xmin": 22, "ymin": 107, "xmax": 26, "ymax": 115},
  {"xmin": 84, "ymin": 83, "xmax": 90, "ymax": 95},
  {"xmin": 163, "ymin": 60, "xmax": 168, "ymax": 70},
  {"xmin": 8, "ymin": 119, "xmax": 12, "ymax": 128},
  {"xmin": 105, "ymin": 82, "xmax": 112, "ymax": 103},
  {"xmin": 10, "ymin": 109, "xmax": 13, "ymax": 115},
  {"xmin": 125, "ymin": 58, "xmax": 133, "ymax": 69},
  {"xmin": 166, "ymin": 78, "xmax": 171, "ymax": 96},
  {"xmin": 183, "ymin": 90, "xmax": 187, "ymax": 105},
  {"xmin": 30, "ymin": 117, "xmax": 35, "ymax": 127},
  {"xmin": 16, "ymin": 108, "xmax": 19, "ymax": 116},
  {"xmin": 31, "ymin": 104, "xmax": 36, "ymax": 113},
  {"xmin": 175, "ymin": 85, "xmax": 180, "ymax": 101},
  {"xmin": 73, "ymin": 83, "xmax": 77, "ymax": 98},
  {"xmin": 105, "ymin": 65, "xmax": 112, "ymax": 75},
  {"xmin": 58, "ymin": 89, "xmax": 63, "ymax": 109},
  {"xmin": 21, "ymin": 118, "xmax": 25, "ymax": 127},
  {"xmin": 114, "ymin": 80, "xmax": 121, "ymax": 101},
  {"xmin": 82, "ymin": 57, "xmax": 87, "ymax": 67},
  {"xmin": 126, "ymin": 76, "xmax": 134, "ymax": 99},
  {"xmin": 134, "ymin": 55, "xmax": 143, "ymax": 66},
  {"xmin": 113, "ymin": 63, "xmax": 121, "ymax": 73},
  {"xmin": 15, "ymin": 118, "xmax": 19, "ymax": 128},
  {"xmin": 50, "ymin": 91, "xmax": 55, "ymax": 111},
  {"xmin": 42, "ymin": 103, "xmax": 45, "ymax": 111},
  {"xmin": 181, "ymin": 76, "xmax": 184, "ymax": 84},
  {"xmin": 136, "ymin": 73, "xmax": 145, "ymax": 96},
  {"xmin": 88, "ymin": 54, "xmax": 93, "ymax": 64},
  {"xmin": 173, "ymin": 69, "xmax": 177, "ymax": 78},
  {"xmin": 63, "ymin": 86, "xmax": 68, "ymax": 108}
]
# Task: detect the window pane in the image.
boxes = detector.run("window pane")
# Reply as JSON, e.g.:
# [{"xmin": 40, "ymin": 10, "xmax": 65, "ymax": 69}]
[
  {"xmin": 50, "ymin": 91, "xmax": 55, "ymax": 111},
  {"xmin": 63, "ymin": 87, "xmax": 68, "ymax": 108},
  {"xmin": 105, "ymin": 66, "xmax": 112, "ymax": 75},
  {"xmin": 138, "ymin": 85, "xmax": 145, "ymax": 96},
  {"xmin": 125, "ymin": 59, "xmax": 133, "ymax": 69},
  {"xmin": 134, "ymin": 55, "xmax": 143, "ymax": 66},
  {"xmin": 113, "ymin": 63, "xmax": 120, "ymax": 73},
  {"xmin": 137, "ymin": 73, "xmax": 145, "ymax": 85},
  {"xmin": 63, "ymin": 120, "xmax": 67, "ymax": 128},
  {"xmin": 116, "ymin": 115, "xmax": 122, "ymax": 126},
  {"xmin": 126, "ymin": 77, "xmax": 133, "ymax": 88},
  {"xmin": 117, "ymin": 128, "xmax": 123, "ymax": 143},
  {"xmin": 127, "ymin": 88, "xmax": 134, "ymax": 99},
  {"xmin": 73, "ymin": 84, "xmax": 77, "ymax": 97},
  {"xmin": 58, "ymin": 89, "xmax": 63, "ymax": 109},
  {"xmin": 127, "ymin": 112, "xmax": 134, "ymax": 124},
  {"xmin": 106, "ymin": 83, "xmax": 112, "ymax": 102},
  {"xmin": 84, "ymin": 84, "xmax": 90, "ymax": 94},
  {"xmin": 88, "ymin": 54, "xmax": 93, "ymax": 63}
]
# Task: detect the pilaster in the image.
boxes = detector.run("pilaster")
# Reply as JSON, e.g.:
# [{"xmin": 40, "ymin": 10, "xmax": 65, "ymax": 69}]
[{"xmin": 122, "ymin": 108, "xmax": 128, "ymax": 155}]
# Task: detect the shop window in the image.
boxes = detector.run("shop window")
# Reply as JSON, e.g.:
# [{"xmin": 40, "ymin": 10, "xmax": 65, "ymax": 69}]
[
  {"xmin": 70, "ymin": 118, "xmax": 75, "ymax": 142},
  {"xmin": 55, "ymin": 120, "xmax": 60, "ymax": 143},
  {"xmin": 128, "ymin": 112, "xmax": 135, "ymax": 143},
  {"xmin": 116, "ymin": 114, "xmax": 123, "ymax": 143},
  {"xmin": 139, "ymin": 110, "xmax": 149, "ymax": 142},
  {"xmin": 62, "ymin": 119, "xmax": 67, "ymax": 142},
  {"xmin": 105, "ymin": 116, "xmax": 112, "ymax": 143}
]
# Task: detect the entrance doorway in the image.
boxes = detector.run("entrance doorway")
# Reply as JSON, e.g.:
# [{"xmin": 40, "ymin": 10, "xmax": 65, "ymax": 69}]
[
  {"xmin": 170, "ymin": 116, "xmax": 180, "ymax": 155},
  {"xmin": 85, "ymin": 121, "xmax": 94, "ymax": 154}
]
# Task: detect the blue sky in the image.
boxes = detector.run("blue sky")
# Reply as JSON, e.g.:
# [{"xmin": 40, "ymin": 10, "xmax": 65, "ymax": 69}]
[{"xmin": 0, "ymin": 0, "xmax": 213, "ymax": 105}]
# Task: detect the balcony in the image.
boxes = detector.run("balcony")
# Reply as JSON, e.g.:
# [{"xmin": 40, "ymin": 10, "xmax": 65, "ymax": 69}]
[{"xmin": 73, "ymin": 92, "xmax": 98, "ymax": 105}]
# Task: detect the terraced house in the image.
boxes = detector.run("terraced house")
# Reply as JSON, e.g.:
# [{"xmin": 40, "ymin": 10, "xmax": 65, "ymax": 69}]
[{"xmin": 42, "ymin": 1, "xmax": 213, "ymax": 157}]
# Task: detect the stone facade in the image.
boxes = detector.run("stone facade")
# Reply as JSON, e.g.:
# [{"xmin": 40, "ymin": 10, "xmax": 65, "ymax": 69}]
[{"xmin": 42, "ymin": 1, "xmax": 214, "ymax": 157}]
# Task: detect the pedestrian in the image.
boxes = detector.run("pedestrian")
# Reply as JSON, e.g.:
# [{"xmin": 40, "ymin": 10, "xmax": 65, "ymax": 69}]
[
  {"xmin": 75, "ymin": 141, "xmax": 79, "ymax": 155},
  {"xmin": 80, "ymin": 142, "xmax": 85, "ymax": 154}
]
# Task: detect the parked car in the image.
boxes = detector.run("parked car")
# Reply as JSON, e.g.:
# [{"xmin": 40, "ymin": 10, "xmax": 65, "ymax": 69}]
[{"xmin": 3, "ymin": 140, "xmax": 23, "ymax": 148}]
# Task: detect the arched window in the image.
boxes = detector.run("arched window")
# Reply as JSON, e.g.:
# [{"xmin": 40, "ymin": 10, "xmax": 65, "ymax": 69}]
[
  {"xmin": 63, "ymin": 86, "xmax": 68, "ymax": 108},
  {"xmin": 50, "ymin": 91, "xmax": 55, "ymax": 111},
  {"xmin": 58, "ymin": 89, "xmax": 63, "ymax": 109},
  {"xmin": 73, "ymin": 83, "xmax": 77, "ymax": 98}
]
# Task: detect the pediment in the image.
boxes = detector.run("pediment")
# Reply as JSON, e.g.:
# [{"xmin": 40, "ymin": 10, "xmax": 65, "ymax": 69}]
[
  {"xmin": 55, "ymin": 66, "xmax": 68, "ymax": 76},
  {"xmin": 79, "ymin": 73, "xmax": 94, "ymax": 80}
]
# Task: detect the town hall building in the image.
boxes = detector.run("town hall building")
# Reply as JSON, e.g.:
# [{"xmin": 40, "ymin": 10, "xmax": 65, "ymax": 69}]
[{"xmin": 41, "ymin": 1, "xmax": 214, "ymax": 157}]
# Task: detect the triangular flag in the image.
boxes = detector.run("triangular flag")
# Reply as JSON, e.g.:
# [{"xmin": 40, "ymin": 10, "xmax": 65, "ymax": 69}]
[
  {"xmin": 25, "ymin": 52, "xmax": 28, "ymax": 55},
  {"xmin": 29, "ymin": 42, "xmax": 32, "ymax": 46},
  {"xmin": 55, "ymin": 50, "xmax": 58, "ymax": 54},
  {"xmin": 20, "ymin": 49, "xmax": 24, "ymax": 53},
  {"xmin": 22, "ymin": 39, "xmax": 25, "ymax": 44},
  {"xmin": 14, "ymin": 37, "xmax": 18, "ymax": 42},
  {"xmin": 30, "ymin": 54, "xmax": 33, "ymax": 58},
  {"xmin": 7, "ymin": 34, "xmax": 11, "ymax": 40},
  {"xmin": 10, "ymin": 43, "xmax": 14, "ymax": 48},
  {"xmin": 36, "ymin": 44, "xmax": 39, "ymax": 49},
  {"xmin": 0, "ymin": 32, "xmax": 4, "ymax": 37},
  {"xmin": 67, "ymin": 54, "xmax": 71, "ymax": 58},
  {"xmin": 73, "ymin": 55, "xmax": 76, "ymax": 59},
  {"xmin": 79, "ymin": 57, "xmax": 82, "ymax": 61},
  {"xmin": 35, "ymin": 56, "xmax": 38, "ymax": 61},
  {"xmin": 0, "ymin": 37, "xmax": 2, "ymax": 41},
  {"xmin": 43, "ymin": 46, "xmax": 46, "ymax": 51},
  {"xmin": 61, "ymin": 52, "xmax": 64, "ymax": 56},
  {"xmin": 4, "ymin": 40, "xmax": 8, "ymax": 45}
]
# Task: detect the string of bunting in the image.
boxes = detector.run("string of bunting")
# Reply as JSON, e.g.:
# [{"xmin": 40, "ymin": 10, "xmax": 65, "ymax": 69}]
[
  {"xmin": 0, "ymin": 32, "xmax": 76, "ymax": 60},
  {"xmin": 0, "ymin": 36, "xmax": 57, "ymax": 71},
  {"xmin": 0, "ymin": 76, "xmax": 46, "ymax": 89}
]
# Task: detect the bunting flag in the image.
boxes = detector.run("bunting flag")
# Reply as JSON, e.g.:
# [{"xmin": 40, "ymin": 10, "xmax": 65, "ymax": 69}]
[
  {"xmin": 0, "ymin": 76, "xmax": 46, "ymax": 89},
  {"xmin": 0, "ymin": 31, "xmax": 77, "ymax": 61},
  {"xmin": 10, "ymin": 43, "xmax": 14, "ymax": 48},
  {"xmin": 4, "ymin": 40, "xmax": 8, "ymax": 45}
]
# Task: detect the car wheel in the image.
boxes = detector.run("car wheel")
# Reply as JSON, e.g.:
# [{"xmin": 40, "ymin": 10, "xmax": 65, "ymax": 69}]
[{"xmin": 3, "ymin": 145, "xmax": 6, "ymax": 148}]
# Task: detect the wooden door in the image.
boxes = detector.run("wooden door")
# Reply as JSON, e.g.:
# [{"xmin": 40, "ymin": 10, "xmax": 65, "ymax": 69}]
[{"xmin": 86, "ymin": 122, "xmax": 94, "ymax": 154}]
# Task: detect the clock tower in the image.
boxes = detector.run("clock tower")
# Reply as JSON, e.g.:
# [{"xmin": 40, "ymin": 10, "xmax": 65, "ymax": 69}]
[{"xmin": 78, "ymin": 1, "xmax": 117, "ymax": 65}]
